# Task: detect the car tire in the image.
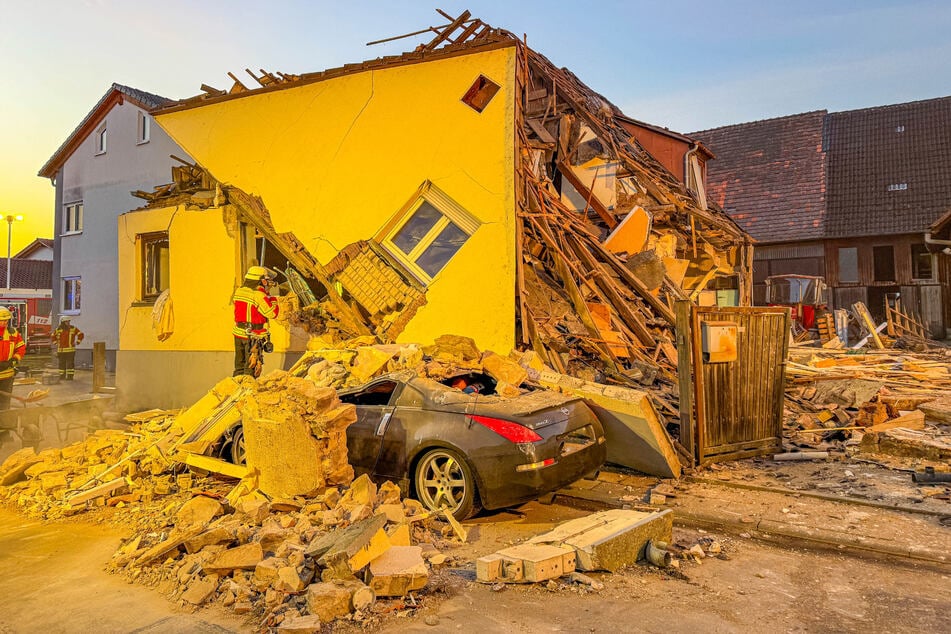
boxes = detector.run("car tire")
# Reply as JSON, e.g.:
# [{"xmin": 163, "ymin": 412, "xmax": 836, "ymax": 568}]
[
  {"xmin": 229, "ymin": 426, "xmax": 247, "ymax": 466},
  {"xmin": 413, "ymin": 447, "xmax": 481, "ymax": 521}
]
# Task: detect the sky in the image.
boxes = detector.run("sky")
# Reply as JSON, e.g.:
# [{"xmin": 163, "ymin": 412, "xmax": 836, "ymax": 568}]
[{"xmin": 2, "ymin": 0, "xmax": 950, "ymax": 252}]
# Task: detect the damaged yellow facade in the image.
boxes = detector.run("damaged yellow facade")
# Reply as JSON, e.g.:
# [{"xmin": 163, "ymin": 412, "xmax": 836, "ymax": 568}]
[{"xmin": 155, "ymin": 44, "xmax": 518, "ymax": 351}]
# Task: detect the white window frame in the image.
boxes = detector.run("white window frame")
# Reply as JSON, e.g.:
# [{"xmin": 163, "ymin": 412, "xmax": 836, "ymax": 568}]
[
  {"xmin": 138, "ymin": 231, "xmax": 170, "ymax": 302},
  {"xmin": 137, "ymin": 110, "xmax": 151, "ymax": 145},
  {"xmin": 377, "ymin": 181, "xmax": 479, "ymax": 285},
  {"xmin": 62, "ymin": 276, "xmax": 81, "ymax": 314},
  {"xmin": 95, "ymin": 123, "xmax": 107, "ymax": 155},
  {"xmin": 63, "ymin": 201, "xmax": 83, "ymax": 235}
]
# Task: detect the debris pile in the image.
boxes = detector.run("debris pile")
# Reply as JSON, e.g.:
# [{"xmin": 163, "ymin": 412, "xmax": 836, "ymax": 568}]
[
  {"xmin": 0, "ymin": 374, "xmax": 470, "ymax": 630},
  {"xmin": 782, "ymin": 345, "xmax": 951, "ymax": 459}
]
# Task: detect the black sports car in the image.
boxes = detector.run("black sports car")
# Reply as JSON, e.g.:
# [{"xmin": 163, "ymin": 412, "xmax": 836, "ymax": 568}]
[
  {"xmin": 337, "ymin": 370, "xmax": 606, "ymax": 519},
  {"xmin": 221, "ymin": 370, "xmax": 606, "ymax": 519}
]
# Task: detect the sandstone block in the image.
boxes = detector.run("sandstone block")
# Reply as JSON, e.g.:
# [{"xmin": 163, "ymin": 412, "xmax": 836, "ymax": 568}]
[
  {"xmin": 367, "ymin": 545, "xmax": 428, "ymax": 596},
  {"xmin": 277, "ymin": 614, "xmax": 322, "ymax": 634},
  {"xmin": 182, "ymin": 577, "xmax": 218, "ymax": 605},
  {"xmin": 0, "ymin": 447, "xmax": 41, "ymax": 486},
  {"xmin": 305, "ymin": 583, "xmax": 351, "ymax": 622},
  {"xmin": 203, "ymin": 542, "xmax": 264, "ymax": 574},
  {"xmin": 175, "ymin": 496, "xmax": 223, "ymax": 530}
]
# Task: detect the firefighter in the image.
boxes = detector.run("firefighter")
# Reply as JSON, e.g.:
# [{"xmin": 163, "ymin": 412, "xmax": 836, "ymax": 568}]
[
  {"xmin": 51, "ymin": 316, "xmax": 84, "ymax": 380},
  {"xmin": 232, "ymin": 266, "xmax": 280, "ymax": 377},
  {"xmin": 0, "ymin": 306, "xmax": 26, "ymax": 411}
]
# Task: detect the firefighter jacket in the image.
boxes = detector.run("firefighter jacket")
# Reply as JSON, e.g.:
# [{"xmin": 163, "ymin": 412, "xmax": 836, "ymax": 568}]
[
  {"xmin": 0, "ymin": 327, "xmax": 25, "ymax": 380},
  {"xmin": 232, "ymin": 284, "xmax": 279, "ymax": 339},
  {"xmin": 52, "ymin": 324, "xmax": 84, "ymax": 352}
]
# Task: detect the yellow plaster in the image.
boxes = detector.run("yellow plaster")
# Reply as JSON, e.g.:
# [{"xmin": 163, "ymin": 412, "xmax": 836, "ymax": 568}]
[
  {"xmin": 156, "ymin": 46, "xmax": 517, "ymax": 353},
  {"xmin": 117, "ymin": 204, "xmax": 290, "ymax": 353}
]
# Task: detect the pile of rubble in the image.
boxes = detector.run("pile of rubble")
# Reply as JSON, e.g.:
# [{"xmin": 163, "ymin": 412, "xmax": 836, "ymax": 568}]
[
  {"xmin": 782, "ymin": 344, "xmax": 951, "ymax": 460},
  {"xmin": 0, "ymin": 372, "xmax": 467, "ymax": 631}
]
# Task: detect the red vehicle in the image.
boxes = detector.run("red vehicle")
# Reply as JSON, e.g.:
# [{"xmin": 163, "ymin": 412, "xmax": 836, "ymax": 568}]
[
  {"xmin": 2, "ymin": 297, "xmax": 53, "ymax": 354},
  {"xmin": 765, "ymin": 275, "xmax": 828, "ymax": 330}
]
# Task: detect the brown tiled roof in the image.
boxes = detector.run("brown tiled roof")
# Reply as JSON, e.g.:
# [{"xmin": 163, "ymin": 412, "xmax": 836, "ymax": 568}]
[
  {"xmin": 691, "ymin": 111, "xmax": 827, "ymax": 243},
  {"xmin": 5, "ymin": 259, "xmax": 52, "ymax": 290},
  {"xmin": 824, "ymin": 96, "xmax": 951, "ymax": 237}
]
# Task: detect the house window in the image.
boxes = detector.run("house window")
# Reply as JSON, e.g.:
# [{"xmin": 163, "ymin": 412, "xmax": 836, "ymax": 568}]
[
  {"xmin": 838, "ymin": 247, "xmax": 858, "ymax": 283},
  {"xmin": 872, "ymin": 245, "xmax": 895, "ymax": 282},
  {"xmin": 137, "ymin": 111, "xmax": 150, "ymax": 144},
  {"xmin": 139, "ymin": 231, "xmax": 170, "ymax": 302},
  {"xmin": 686, "ymin": 154, "xmax": 707, "ymax": 210},
  {"xmin": 461, "ymin": 75, "xmax": 500, "ymax": 113},
  {"xmin": 95, "ymin": 124, "xmax": 107, "ymax": 154},
  {"xmin": 911, "ymin": 243, "xmax": 934, "ymax": 280},
  {"xmin": 63, "ymin": 202, "xmax": 83, "ymax": 234},
  {"xmin": 379, "ymin": 182, "xmax": 479, "ymax": 284},
  {"xmin": 62, "ymin": 277, "xmax": 81, "ymax": 313}
]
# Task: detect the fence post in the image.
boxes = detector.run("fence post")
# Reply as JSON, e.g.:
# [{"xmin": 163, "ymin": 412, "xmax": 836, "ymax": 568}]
[{"xmin": 92, "ymin": 342, "xmax": 106, "ymax": 393}]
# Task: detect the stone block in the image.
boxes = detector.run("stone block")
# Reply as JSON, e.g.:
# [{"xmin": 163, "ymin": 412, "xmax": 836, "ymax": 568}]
[
  {"xmin": 386, "ymin": 523, "xmax": 411, "ymax": 547},
  {"xmin": 529, "ymin": 509, "xmax": 673, "ymax": 572},
  {"xmin": 182, "ymin": 577, "xmax": 218, "ymax": 605},
  {"xmin": 368, "ymin": 546, "xmax": 428, "ymax": 596},
  {"xmin": 175, "ymin": 496, "xmax": 223, "ymax": 530},
  {"xmin": 203, "ymin": 542, "xmax": 264, "ymax": 574},
  {"xmin": 492, "ymin": 544, "xmax": 575, "ymax": 582},
  {"xmin": 311, "ymin": 514, "xmax": 389, "ymax": 573},
  {"xmin": 254, "ymin": 557, "xmax": 287, "ymax": 588},
  {"xmin": 305, "ymin": 582, "xmax": 352, "ymax": 622},
  {"xmin": 184, "ymin": 526, "xmax": 235, "ymax": 554},
  {"xmin": 338, "ymin": 473, "xmax": 377, "ymax": 509},
  {"xmin": 277, "ymin": 614, "xmax": 323, "ymax": 634},
  {"xmin": 481, "ymin": 351, "xmax": 528, "ymax": 387}
]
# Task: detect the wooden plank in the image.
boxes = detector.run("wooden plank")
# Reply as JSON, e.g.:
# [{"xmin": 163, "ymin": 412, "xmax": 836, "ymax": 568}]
[
  {"xmin": 852, "ymin": 302, "xmax": 885, "ymax": 349},
  {"xmin": 183, "ymin": 453, "xmax": 248, "ymax": 479},
  {"xmin": 526, "ymin": 118, "xmax": 556, "ymax": 145},
  {"xmin": 675, "ymin": 301, "xmax": 696, "ymax": 460}
]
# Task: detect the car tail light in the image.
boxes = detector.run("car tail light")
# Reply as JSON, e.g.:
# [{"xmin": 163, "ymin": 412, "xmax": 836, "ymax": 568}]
[
  {"xmin": 469, "ymin": 415, "xmax": 542, "ymax": 443},
  {"xmin": 516, "ymin": 458, "xmax": 556, "ymax": 472}
]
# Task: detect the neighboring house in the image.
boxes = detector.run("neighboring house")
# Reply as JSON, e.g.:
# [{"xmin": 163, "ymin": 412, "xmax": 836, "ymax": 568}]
[
  {"xmin": 692, "ymin": 97, "xmax": 951, "ymax": 336},
  {"xmin": 14, "ymin": 238, "xmax": 54, "ymax": 261},
  {"xmin": 0, "ymin": 258, "xmax": 54, "ymax": 353},
  {"xmin": 114, "ymin": 15, "xmax": 749, "ymax": 409},
  {"xmin": 37, "ymin": 83, "xmax": 191, "ymax": 370}
]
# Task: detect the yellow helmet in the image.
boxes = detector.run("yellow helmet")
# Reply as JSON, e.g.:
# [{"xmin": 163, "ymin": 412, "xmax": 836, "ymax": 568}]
[
  {"xmin": 245, "ymin": 265, "xmax": 269, "ymax": 280},
  {"xmin": 0, "ymin": 307, "xmax": 11, "ymax": 321}
]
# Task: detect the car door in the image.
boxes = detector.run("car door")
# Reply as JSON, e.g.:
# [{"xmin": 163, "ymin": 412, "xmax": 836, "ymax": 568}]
[{"xmin": 340, "ymin": 379, "xmax": 401, "ymax": 477}]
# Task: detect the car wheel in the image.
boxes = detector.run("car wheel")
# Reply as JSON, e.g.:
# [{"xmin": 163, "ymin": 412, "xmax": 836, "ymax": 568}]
[
  {"xmin": 230, "ymin": 426, "xmax": 247, "ymax": 466},
  {"xmin": 413, "ymin": 448, "xmax": 480, "ymax": 520}
]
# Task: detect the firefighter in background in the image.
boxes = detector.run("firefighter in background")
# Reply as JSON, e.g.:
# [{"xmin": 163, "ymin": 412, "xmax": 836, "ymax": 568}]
[
  {"xmin": 51, "ymin": 316, "xmax": 84, "ymax": 380},
  {"xmin": 232, "ymin": 266, "xmax": 280, "ymax": 377},
  {"xmin": 0, "ymin": 306, "xmax": 26, "ymax": 411}
]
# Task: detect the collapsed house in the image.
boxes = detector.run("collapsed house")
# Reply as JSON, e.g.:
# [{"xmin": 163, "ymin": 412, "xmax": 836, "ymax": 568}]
[{"xmin": 116, "ymin": 11, "xmax": 751, "ymax": 417}]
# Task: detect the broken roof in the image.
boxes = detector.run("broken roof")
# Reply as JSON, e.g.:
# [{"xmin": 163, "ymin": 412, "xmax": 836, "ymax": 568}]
[
  {"xmin": 38, "ymin": 83, "xmax": 174, "ymax": 179},
  {"xmin": 692, "ymin": 111, "xmax": 828, "ymax": 244}
]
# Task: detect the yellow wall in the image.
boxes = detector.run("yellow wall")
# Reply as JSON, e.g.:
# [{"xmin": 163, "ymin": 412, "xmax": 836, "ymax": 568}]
[
  {"xmin": 117, "ymin": 204, "xmax": 291, "ymax": 352},
  {"xmin": 155, "ymin": 46, "xmax": 517, "ymax": 353}
]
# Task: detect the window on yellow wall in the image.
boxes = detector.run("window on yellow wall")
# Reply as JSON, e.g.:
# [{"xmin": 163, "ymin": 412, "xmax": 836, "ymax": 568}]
[
  {"xmin": 379, "ymin": 182, "xmax": 480, "ymax": 285},
  {"xmin": 139, "ymin": 231, "xmax": 170, "ymax": 302}
]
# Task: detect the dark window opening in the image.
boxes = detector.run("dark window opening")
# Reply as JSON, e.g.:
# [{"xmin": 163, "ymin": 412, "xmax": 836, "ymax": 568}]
[
  {"xmin": 140, "ymin": 231, "xmax": 170, "ymax": 302},
  {"xmin": 440, "ymin": 372, "xmax": 498, "ymax": 396},
  {"xmin": 339, "ymin": 380, "xmax": 397, "ymax": 406},
  {"xmin": 461, "ymin": 75, "xmax": 500, "ymax": 113},
  {"xmin": 872, "ymin": 245, "xmax": 895, "ymax": 282},
  {"xmin": 911, "ymin": 244, "xmax": 934, "ymax": 280}
]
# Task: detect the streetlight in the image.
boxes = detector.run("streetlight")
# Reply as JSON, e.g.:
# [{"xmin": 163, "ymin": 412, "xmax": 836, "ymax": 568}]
[{"xmin": 5, "ymin": 214, "xmax": 23, "ymax": 290}]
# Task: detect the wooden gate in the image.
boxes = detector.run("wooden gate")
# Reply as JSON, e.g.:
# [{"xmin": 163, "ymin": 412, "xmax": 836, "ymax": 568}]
[{"xmin": 676, "ymin": 302, "xmax": 790, "ymax": 465}]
